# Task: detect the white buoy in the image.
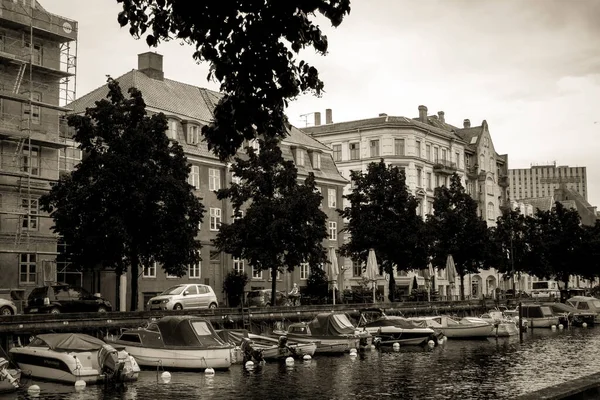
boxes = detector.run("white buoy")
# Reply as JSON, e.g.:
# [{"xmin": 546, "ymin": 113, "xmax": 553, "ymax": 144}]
[
  {"xmin": 427, "ymin": 340, "xmax": 435, "ymax": 348},
  {"xmin": 303, "ymin": 354, "xmax": 312, "ymax": 361},
  {"xmin": 392, "ymin": 342, "xmax": 400, "ymax": 351},
  {"xmin": 74, "ymin": 380, "xmax": 86, "ymax": 391},
  {"xmin": 438, "ymin": 337, "xmax": 445, "ymax": 345},
  {"xmin": 161, "ymin": 371, "xmax": 171, "ymax": 383},
  {"xmin": 551, "ymin": 325, "xmax": 557, "ymax": 331},
  {"xmin": 371, "ymin": 344, "xmax": 376, "ymax": 350},
  {"xmin": 205, "ymin": 367, "xmax": 215, "ymax": 375},
  {"xmin": 349, "ymin": 350, "xmax": 357, "ymax": 358},
  {"xmin": 285, "ymin": 357, "xmax": 294, "ymax": 366},
  {"xmin": 28, "ymin": 385, "xmax": 41, "ymax": 397},
  {"xmin": 582, "ymin": 322, "xmax": 588, "ymax": 328},
  {"xmin": 245, "ymin": 360, "xmax": 255, "ymax": 369},
  {"xmin": 558, "ymin": 324, "xmax": 564, "ymax": 330}
]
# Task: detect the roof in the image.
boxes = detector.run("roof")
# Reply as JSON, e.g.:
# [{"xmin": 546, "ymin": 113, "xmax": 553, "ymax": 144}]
[
  {"xmin": 36, "ymin": 333, "xmax": 106, "ymax": 351},
  {"xmin": 516, "ymin": 196, "xmax": 555, "ymax": 212},
  {"xmin": 302, "ymin": 115, "xmax": 465, "ymax": 143},
  {"xmin": 68, "ymin": 69, "xmax": 343, "ymax": 182}
]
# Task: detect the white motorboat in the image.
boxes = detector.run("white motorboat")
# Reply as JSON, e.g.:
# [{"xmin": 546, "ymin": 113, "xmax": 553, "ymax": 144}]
[
  {"xmin": 107, "ymin": 316, "xmax": 233, "ymax": 370},
  {"xmin": 357, "ymin": 308, "xmax": 441, "ymax": 346},
  {"xmin": 0, "ymin": 357, "xmax": 20, "ymax": 394},
  {"xmin": 464, "ymin": 311, "xmax": 519, "ymax": 337},
  {"xmin": 10, "ymin": 333, "xmax": 139, "ymax": 384},
  {"xmin": 409, "ymin": 315, "xmax": 495, "ymax": 339}
]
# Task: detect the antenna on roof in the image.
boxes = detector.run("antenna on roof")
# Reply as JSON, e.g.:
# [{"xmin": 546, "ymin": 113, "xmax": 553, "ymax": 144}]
[{"xmin": 300, "ymin": 112, "xmax": 319, "ymax": 128}]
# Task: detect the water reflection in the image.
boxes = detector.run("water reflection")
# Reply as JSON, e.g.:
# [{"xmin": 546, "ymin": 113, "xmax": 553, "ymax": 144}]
[{"xmin": 10, "ymin": 328, "xmax": 600, "ymax": 400}]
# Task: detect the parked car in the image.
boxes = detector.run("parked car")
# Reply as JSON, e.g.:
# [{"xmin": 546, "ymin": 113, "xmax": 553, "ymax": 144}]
[
  {"xmin": 565, "ymin": 296, "xmax": 600, "ymax": 324},
  {"xmin": 0, "ymin": 298, "xmax": 17, "ymax": 315},
  {"xmin": 148, "ymin": 284, "xmax": 218, "ymax": 311},
  {"xmin": 246, "ymin": 289, "xmax": 288, "ymax": 307},
  {"xmin": 544, "ymin": 302, "xmax": 595, "ymax": 327},
  {"xmin": 24, "ymin": 284, "xmax": 112, "ymax": 314}
]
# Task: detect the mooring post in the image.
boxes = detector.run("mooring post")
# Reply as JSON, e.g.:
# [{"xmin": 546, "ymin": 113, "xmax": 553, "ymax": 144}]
[{"xmin": 518, "ymin": 301, "xmax": 523, "ymax": 343}]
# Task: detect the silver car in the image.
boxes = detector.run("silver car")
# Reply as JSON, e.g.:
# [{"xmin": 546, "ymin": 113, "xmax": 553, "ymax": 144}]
[
  {"xmin": 0, "ymin": 298, "xmax": 18, "ymax": 316},
  {"xmin": 148, "ymin": 284, "xmax": 218, "ymax": 311}
]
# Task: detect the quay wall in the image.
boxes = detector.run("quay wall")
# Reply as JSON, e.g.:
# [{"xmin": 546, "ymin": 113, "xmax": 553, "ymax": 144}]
[{"xmin": 516, "ymin": 372, "xmax": 600, "ymax": 400}]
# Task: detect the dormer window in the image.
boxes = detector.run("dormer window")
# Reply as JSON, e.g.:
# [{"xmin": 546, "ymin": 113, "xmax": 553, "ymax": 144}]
[
  {"xmin": 312, "ymin": 152, "xmax": 321, "ymax": 170},
  {"xmin": 167, "ymin": 119, "xmax": 178, "ymax": 140},
  {"xmin": 187, "ymin": 124, "xmax": 200, "ymax": 145},
  {"xmin": 296, "ymin": 149, "xmax": 304, "ymax": 166}
]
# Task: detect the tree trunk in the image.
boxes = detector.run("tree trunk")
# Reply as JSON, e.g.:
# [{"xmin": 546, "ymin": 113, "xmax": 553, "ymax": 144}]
[
  {"xmin": 388, "ymin": 272, "xmax": 396, "ymax": 303},
  {"xmin": 460, "ymin": 274, "xmax": 465, "ymax": 301},
  {"xmin": 115, "ymin": 271, "xmax": 121, "ymax": 311},
  {"xmin": 130, "ymin": 254, "xmax": 139, "ymax": 311},
  {"xmin": 271, "ymin": 267, "xmax": 277, "ymax": 306}
]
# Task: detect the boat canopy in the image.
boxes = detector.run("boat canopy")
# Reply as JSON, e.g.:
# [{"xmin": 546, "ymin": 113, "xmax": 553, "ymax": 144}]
[
  {"xmin": 216, "ymin": 329, "xmax": 249, "ymax": 345},
  {"xmin": 156, "ymin": 316, "xmax": 227, "ymax": 347},
  {"xmin": 307, "ymin": 313, "xmax": 356, "ymax": 336},
  {"xmin": 34, "ymin": 333, "xmax": 107, "ymax": 351}
]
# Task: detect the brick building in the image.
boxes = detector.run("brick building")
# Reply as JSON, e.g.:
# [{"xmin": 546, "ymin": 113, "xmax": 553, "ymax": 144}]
[{"xmin": 67, "ymin": 52, "xmax": 347, "ymax": 310}]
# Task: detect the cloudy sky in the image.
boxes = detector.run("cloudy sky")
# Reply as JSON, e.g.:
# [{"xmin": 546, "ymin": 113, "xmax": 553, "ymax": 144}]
[{"xmin": 49, "ymin": 0, "xmax": 600, "ymax": 206}]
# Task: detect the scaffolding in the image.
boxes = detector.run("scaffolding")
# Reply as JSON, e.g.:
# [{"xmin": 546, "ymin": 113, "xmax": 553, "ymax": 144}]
[{"xmin": 0, "ymin": 0, "xmax": 78, "ymax": 285}]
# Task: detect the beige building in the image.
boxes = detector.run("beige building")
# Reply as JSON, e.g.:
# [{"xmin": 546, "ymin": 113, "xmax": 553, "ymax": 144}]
[
  {"xmin": 0, "ymin": 0, "xmax": 78, "ymax": 304},
  {"xmin": 509, "ymin": 163, "xmax": 588, "ymax": 202},
  {"xmin": 67, "ymin": 52, "xmax": 347, "ymax": 309}
]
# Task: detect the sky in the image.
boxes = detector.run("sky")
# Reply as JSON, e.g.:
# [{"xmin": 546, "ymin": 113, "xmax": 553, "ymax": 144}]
[{"xmin": 48, "ymin": 0, "xmax": 600, "ymax": 206}]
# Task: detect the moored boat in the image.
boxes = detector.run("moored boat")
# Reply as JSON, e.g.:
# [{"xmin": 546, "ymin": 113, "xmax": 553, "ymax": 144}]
[
  {"xmin": 464, "ymin": 311, "xmax": 519, "ymax": 337},
  {"xmin": 9, "ymin": 333, "xmax": 139, "ymax": 384},
  {"xmin": 519, "ymin": 304, "xmax": 560, "ymax": 328},
  {"xmin": 107, "ymin": 316, "xmax": 232, "ymax": 370},
  {"xmin": 0, "ymin": 357, "xmax": 20, "ymax": 393},
  {"xmin": 357, "ymin": 308, "xmax": 441, "ymax": 346},
  {"xmin": 409, "ymin": 315, "xmax": 495, "ymax": 339},
  {"xmin": 272, "ymin": 313, "xmax": 372, "ymax": 354}
]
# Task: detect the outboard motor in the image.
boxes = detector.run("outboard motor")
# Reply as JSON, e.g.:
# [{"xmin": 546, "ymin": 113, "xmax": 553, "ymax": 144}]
[
  {"xmin": 278, "ymin": 336, "xmax": 288, "ymax": 348},
  {"xmin": 0, "ymin": 358, "xmax": 18, "ymax": 389},
  {"xmin": 98, "ymin": 344, "xmax": 125, "ymax": 381},
  {"xmin": 240, "ymin": 338, "xmax": 264, "ymax": 363}
]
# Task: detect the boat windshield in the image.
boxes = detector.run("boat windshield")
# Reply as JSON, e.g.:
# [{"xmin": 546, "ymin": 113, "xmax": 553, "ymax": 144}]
[
  {"xmin": 28, "ymin": 337, "xmax": 48, "ymax": 347},
  {"xmin": 191, "ymin": 321, "xmax": 213, "ymax": 336},
  {"xmin": 160, "ymin": 285, "xmax": 186, "ymax": 295}
]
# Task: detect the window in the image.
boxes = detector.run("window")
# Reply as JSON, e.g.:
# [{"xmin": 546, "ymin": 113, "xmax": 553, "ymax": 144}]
[
  {"xmin": 395, "ymin": 139, "xmax": 405, "ymax": 156},
  {"xmin": 167, "ymin": 120, "xmax": 178, "ymax": 140},
  {"xmin": 21, "ymin": 145, "xmax": 39, "ymax": 176},
  {"xmin": 188, "ymin": 165, "xmax": 200, "ymax": 189},
  {"xmin": 328, "ymin": 188, "xmax": 336, "ymax": 208},
  {"xmin": 369, "ymin": 139, "xmax": 380, "ymax": 157},
  {"xmin": 316, "ymin": 186, "xmax": 322, "ymax": 208},
  {"xmin": 252, "ymin": 265, "xmax": 263, "ymax": 280},
  {"xmin": 441, "ymin": 148, "xmax": 447, "ymax": 161},
  {"xmin": 352, "ymin": 260, "xmax": 362, "ymax": 277},
  {"xmin": 333, "ymin": 145, "xmax": 342, "ymax": 162},
  {"xmin": 426, "ymin": 144, "xmax": 431, "ymax": 161},
  {"xmin": 416, "ymin": 168, "xmax": 422, "ymax": 187},
  {"xmin": 415, "ymin": 140, "xmax": 421, "ymax": 158},
  {"xmin": 427, "ymin": 202, "xmax": 433, "ymax": 215},
  {"xmin": 489, "ymin": 157, "xmax": 494, "ymax": 173},
  {"xmin": 22, "ymin": 198, "xmax": 38, "ymax": 230},
  {"xmin": 209, "ymin": 168, "xmax": 220, "ymax": 191},
  {"xmin": 313, "ymin": 152, "xmax": 321, "ymax": 169},
  {"xmin": 59, "ymin": 146, "xmax": 82, "ymax": 172},
  {"xmin": 426, "ymin": 172, "xmax": 432, "ymax": 190},
  {"xmin": 210, "ymin": 208, "xmax": 222, "ymax": 231},
  {"xmin": 300, "ymin": 263, "xmax": 309, "ymax": 280},
  {"xmin": 417, "ymin": 201, "xmax": 422, "ymax": 216},
  {"xmin": 328, "ymin": 221, "xmax": 337, "ymax": 241},
  {"xmin": 25, "ymin": 42, "xmax": 42, "ymax": 65},
  {"xmin": 455, "ymin": 152, "xmax": 460, "ymax": 168},
  {"xmin": 143, "ymin": 262, "xmax": 156, "ymax": 278},
  {"xmin": 19, "ymin": 253, "xmax": 36, "ymax": 283},
  {"xmin": 433, "ymin": 147, "xmax": 439, "ymax": 162},
  {"xmin": 296, "ymin": 149, "xmax": 304, "ymax": 166},
  {"xmin": 435, "ymin": 174, "xmax": 440, "ymax": 187},
  {"xmin": 187, "ymin": 124, "xmax": 200, "ymax": 145},
  {"xmin": 23, "ymin": 92, "xmax": 41, "ymax": 124},
  {"xmin": 487, "ymin": 202, "xmax": 494, "ymax": 220},
  {"xmin": 233, "ymin": 258, "xmax": 244, "ymax": 274},
  {"xmin": 467, "ymin": 182, "xmax": 474, "ymax": 195},
  {"xmin": 349, "ymin": 143, "xmax": 359, "ymax": 160},
  {"xmin": 189, "ymin": 262, "xmax": 201, "ymax": 279}
]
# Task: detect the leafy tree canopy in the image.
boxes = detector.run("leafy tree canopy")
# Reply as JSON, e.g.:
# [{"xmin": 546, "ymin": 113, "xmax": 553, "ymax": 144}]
[
  {"xmin": 490, "ymin": 208, "xmax": 529, "ymax": 276},
  {"xmin": 213, "ymin": 137, "xmax": 329, "ymax": 305},
  {"xmin": 116, "ymin": 0, "xmax": 351, "ymax": 160},
  {"xmin": 40, "ymin": 79, "xmax": 204, "ymax": 310},
  {"xmin": 338, "ymin": 160, "xmax": 427, "ymax": 301}
]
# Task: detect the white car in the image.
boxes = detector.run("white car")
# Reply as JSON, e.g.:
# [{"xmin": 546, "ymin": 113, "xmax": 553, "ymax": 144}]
[
  {"xmin": 148, "ymin": 284, "xmax": 218, "ymax": 311},
  {"xmin": 0, "ymin": 298, "xmax": 18, "ymax": 316}
]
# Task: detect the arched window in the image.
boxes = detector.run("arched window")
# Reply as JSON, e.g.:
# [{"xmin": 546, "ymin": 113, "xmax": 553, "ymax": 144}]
[
  {"xmin": 487, "ymin": 202, "xmax": 495, "ymax": 220},
  {"xmin": 489, "ymin": 157, "xmax": 494, "ymax": 173},
  {"xmin": 479, "ymin": 154, "xmax": 485, "ymax": 171}
]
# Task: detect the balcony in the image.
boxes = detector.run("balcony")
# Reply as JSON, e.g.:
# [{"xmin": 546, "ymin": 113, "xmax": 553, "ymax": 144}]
[
  {"xmin": 433, "ymin": 159, "xmax": 457, "ymax": 175},
  {"xmin": 466, "ymin": 165, "xmax": 479, "ymax": 180},
  {"xmin": 498, "ymin": 175, "xmax": 509, "ymax": 188}
]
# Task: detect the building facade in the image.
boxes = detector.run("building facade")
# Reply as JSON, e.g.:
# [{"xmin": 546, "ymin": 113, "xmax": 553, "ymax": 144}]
[
  {"xmin": 509, "ymin": 163, "xmax": 588, "ymax": 202},
  {"xmin": 0, "ymin": 0, "xmax": 78, "ymax": 306},
  {"xmin": 67, "ymin": 52, "xmax": 347, "ymax": 310}
]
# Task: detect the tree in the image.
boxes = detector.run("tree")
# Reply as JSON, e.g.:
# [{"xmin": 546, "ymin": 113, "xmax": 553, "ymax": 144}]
[
  {"xmin": 116, "ymin": 0, "xmax": 352, "ymax": 160},
  {"xmin": 213, "ymin": 137, "xmax": 329, "ymax": 306},
  {"xmin": 40, "ymin": 79, "xmax": 204, "ymax": 311},
  {"xmin": 426, "ymin": 173, "xmax": 490, "ymax": 300},
  {"xmin": 581, "ymin": 220, "xmax": 600, "ymax": 281},
  {"xmin": 338, "ymin": 160, "xmax": 428, "ymax": 302},
  {"xmin": 490, "ymin": 208, "xmax": 529, "ymax": 281},
  {"xmin": 223, "ymin": 271, "xmax": 249, "ymax": 308}
]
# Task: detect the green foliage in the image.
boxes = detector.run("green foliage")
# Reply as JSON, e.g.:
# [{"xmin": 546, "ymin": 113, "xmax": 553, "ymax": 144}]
[
  {"xmin": 338, "ymin": 160, "xmax": 427, "ymax": 301},
  {"xmin": 303, "ymin": 266, "xmax": 329, "ymax": 301},
  {"xmin": 489, "ymin": 208, "xmax": 529, "ymax": 276},
  {"xmin": 223, "ymin": 271, "xmax": 249, "ymax": 307},
  {"xmin": 213, "ymin": 137, "xmax": 329, "ymax": 306},
  {"xmin": 116, "ymin": 0, "xmax": 351, "ymax": 160},
  {"xmin": 40, "ymin": 79, "xmax": 204, "ymax": 311},
  {"xmin": 426, "ymin": 173, "xmax": 490, "ymax": 300}
]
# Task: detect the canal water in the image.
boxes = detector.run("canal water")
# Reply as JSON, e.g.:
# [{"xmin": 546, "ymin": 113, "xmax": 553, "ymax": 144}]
[{"xmin": 7, "ymin": 327, "xmax": 600, "ymax": 400}]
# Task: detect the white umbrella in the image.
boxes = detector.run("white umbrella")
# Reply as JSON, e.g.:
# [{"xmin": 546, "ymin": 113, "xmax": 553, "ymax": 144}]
[
  {"xmin": 329, "ymin": 248, "xmax": 339, "ymax": 305},
  {"xmin": 446, "ymin": 255, "xmax": 458, "ymax": 300},
  {"xmin": 365, "ymin": 248, "xmax": 379, "ymax": 303}
]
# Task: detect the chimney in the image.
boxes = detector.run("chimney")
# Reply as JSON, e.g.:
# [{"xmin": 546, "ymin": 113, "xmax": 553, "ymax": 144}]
[
  {"xmin": 418, "ymin": 105, "xmax": 427, "ymax": 122},
  {"xmin": 314, "ymin": 112, "xmax": 321, "ymax": 126},
  {"xmin": 379, "ymin": 113, "xmax": 387, "ymax": 117},
  {"xmin": 138, "ymin": 52, "xmax": 164, "ymax": 80},
  {"xmin": 325, "ymin": 108, "xmax": 333, "ymax": 124},
  {"xmin": 438, "ymin": 111, "xmax": 445, "ymax": 123},
  {"xmin": 463, "ymin": 119, "xmax": 471, "ymax": 128}
]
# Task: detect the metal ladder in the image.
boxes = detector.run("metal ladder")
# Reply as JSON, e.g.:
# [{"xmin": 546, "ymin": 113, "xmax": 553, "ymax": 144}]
[{"xmin": 13, "ymin": 62, "xmax": 26, "ymax": 94}]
